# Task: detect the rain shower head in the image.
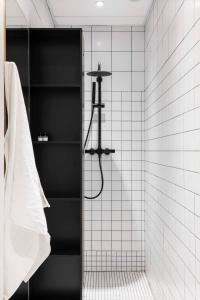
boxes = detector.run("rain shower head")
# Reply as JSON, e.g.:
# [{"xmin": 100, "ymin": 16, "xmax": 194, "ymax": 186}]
[
  {"xmin": 87, "ymin": 70, "xmax": 112, "ymax": 77},
  {"xmin": 87, "ymin": 62, "xmax": 112, "ymax": 77}
]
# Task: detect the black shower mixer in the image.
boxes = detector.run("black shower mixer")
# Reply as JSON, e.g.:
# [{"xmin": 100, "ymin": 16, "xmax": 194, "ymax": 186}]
[{"xmin": 85, "ymin": 148, "xmax": 115, "ymax": 156}]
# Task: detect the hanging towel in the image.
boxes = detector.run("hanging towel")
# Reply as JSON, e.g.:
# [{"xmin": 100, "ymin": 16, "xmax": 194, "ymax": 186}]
[{"xmin": 4, "ymin": 62, "xmax": 51, "ymax": 300}]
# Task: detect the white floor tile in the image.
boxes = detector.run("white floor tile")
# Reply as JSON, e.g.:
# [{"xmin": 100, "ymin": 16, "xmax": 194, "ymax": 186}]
[{"xmin": 83, "ymin": 272, "xmax": 154, "ymax": 300}]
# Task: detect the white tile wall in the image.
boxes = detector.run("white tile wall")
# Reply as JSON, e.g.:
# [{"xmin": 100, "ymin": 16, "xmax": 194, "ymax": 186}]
[
  {"xmin": 83, "ymin": 26, "xmax": 145, "ymax": 271},
  {"xmin": 145, "ymin": 0, "xmax": 200, "ymax": 299}
]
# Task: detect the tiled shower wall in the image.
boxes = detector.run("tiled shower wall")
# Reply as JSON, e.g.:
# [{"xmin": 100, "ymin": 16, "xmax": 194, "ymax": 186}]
[
  {"xmin": 83, "ymin": 26, "xmax": 145, "ymax": 271},
  {"xmin": 145, "ymin": 0, "xmax": 200, "ymax": 299}
]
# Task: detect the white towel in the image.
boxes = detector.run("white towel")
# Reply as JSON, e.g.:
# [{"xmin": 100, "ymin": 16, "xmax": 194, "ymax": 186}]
[{"xmin": 4, "ymin": 62, "xmax": 51, "ymax": 300}]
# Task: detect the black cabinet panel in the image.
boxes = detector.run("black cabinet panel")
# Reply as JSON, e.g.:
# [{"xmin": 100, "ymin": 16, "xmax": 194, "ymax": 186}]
[
  {"xmin": 10, "ymin": 282, "xmax": 28, "ymax": 300},
  {"xmin": 30, "ymin": 255, "xmax": 81, "ymax": 300},
  {"xmin": 30, "ymin": 87, "xmax": 81, "ymax": 141},
  {"xmin": 45, "ymin": 198, "xmax": 81, "ymax": 253}
]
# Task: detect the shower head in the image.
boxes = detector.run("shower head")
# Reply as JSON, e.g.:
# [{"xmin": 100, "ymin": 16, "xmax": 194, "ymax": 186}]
[
  {"xmin": 92, "ymin": 82, "xmax": 96, "ymax": 104},
  {"xmin": 87, "ymin": 70, "xmax": 112, "ymax": 77},
  {"xmin": 87, "ymin": 62, "xmax": 112, "ymax": 77}
]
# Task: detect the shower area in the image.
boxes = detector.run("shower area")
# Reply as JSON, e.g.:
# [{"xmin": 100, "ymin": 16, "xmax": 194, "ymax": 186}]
[
  {"xmin": 5, "ymin": 0, "xmax": 200, "ymax": 299},
  {"xmin": 83, "ymin": 25, "xmax": 145, "ymax": 268},
  {"xmin": 83, "ymin": 25, "xmax": 149, "ymax": 299}
]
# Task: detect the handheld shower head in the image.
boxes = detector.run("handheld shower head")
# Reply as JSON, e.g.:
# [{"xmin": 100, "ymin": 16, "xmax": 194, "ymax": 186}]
[{"xmin": 92, "ymin": 82, "xmax": 96, "ymax": 105}]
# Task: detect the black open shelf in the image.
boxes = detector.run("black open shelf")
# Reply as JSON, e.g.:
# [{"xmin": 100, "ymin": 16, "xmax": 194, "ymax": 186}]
[
  {"xmin": 30, "ymin": 86, "xmax": 81, "ymax": 141},
  {"xmin": 34, "ymin": 143, "xmax": 81, "ymax": 198},
  {"xmin": 7, "ymin": 28, "xmax": 83, "ymax": 300},
  {"xmin": 30, "ymin": 29, "xmax": 81, "ymax": 86},
  {"xmin": 45, "ymin": 198, "xmax": 81, "ymax": 254},
  {"xmin": 30, "ymin": 255, "xmax": 81, "ymax": 300}
]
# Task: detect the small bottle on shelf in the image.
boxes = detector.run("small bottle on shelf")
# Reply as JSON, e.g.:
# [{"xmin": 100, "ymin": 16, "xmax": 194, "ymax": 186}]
[
  {"xmin": 43, "ymin": 133, "xmax": 49, "ymax": 142},
  {"xmin": 38, "ymin": 133, "xmax": 43, "ymax": 142}
]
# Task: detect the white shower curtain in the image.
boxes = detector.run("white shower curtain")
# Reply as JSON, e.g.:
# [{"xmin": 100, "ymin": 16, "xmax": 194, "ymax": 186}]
[{"xmin": 4, "ymin": 62, "xmax": 51, "ymax": 299}]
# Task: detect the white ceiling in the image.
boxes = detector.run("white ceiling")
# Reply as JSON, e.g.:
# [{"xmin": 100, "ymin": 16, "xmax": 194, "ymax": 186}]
[
  {"xmin": 6, "ymin": 0, "xmax": 153, "ymax": 27},
  {"xmin": 6, "ymin": 0, "xmax": 27, "ymax": 26},
  {"xmin": 48, "ymin": 0, "xmax": 152, "ymax": 26}
]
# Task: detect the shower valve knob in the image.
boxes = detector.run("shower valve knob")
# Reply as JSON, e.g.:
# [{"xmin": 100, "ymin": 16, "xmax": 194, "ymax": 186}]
[
  {"xmin": 104, "ymin": 148, "xmax": 115, "ymax": 155},
  {"xmin": 85, "ymin": 148, "xmax": 96, "ymax": 155}
]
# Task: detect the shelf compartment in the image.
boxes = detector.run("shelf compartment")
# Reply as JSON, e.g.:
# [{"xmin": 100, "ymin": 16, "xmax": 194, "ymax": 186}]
[
  {"xmin": 30, "ymin": 87, "xmax": 81, "ymax": 141},
  {"xmin": 34, "ymin": 144, "xmax": 81, "ymax": 198},
  {"xmin": 30, "ymin": 29, "xmax": 81, "ymax": 86},
  {"xmin": 45, "ymin": 198, "xmax": 81, "ymax": 253},
  {"xmin": 30, "ymin": 255, "xmax": 81, "ymax": 300}
]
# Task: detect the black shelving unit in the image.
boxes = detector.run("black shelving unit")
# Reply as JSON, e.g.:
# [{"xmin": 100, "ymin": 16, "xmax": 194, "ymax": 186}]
[{"xmin": 7, "ymin": 28, "xmax": 83, "ymax": 300}]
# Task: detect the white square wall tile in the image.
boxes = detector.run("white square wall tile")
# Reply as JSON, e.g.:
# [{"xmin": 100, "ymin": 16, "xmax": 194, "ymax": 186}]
[
  {"xmin": 92, "ymin": 52, "xmax": 111, "ymax": 71},
  {"xmin": 83, "ymin": 31, "xmax": 92, "ymax": 51},
  {"xmin": 101, "ymin": 76, "xmax": 112, "ymax": 91},
  {"xmin": 112, "ymin": 72, "xmax": 132, "ymax": 91},
  {"xmin": 112, "ymin": 32, "xmax": 132, "ymax": 51},
  {"xmin": 84, "ymin": 75, "xmax": 92, "ymax": 91},
  {"xmin": 112, "ymin": 26, "xmax": 132, "ymax": 32},
  {"xmin": 92, "ymin": 31, "xmax": 111, "ymax": 51},
  {"xmin": 84, "ymin": 52, "xmax": 91, "ymax": 71},
  {"xmin": 132, "ymin": 52, "xmax": 145, "ymax": 71},
  {"xmin": 82, "ymin": 26, "xmax": 92, "ymax": 32},
  {"xmin": 132, "ymin": 72, "xmax": 144, "ymax": 91},
  {"xmin": 112, "ymin": 52, "xmax": 131, "ymax": 71},
  {"xmin": 132, "ymin": 26, "xmax": 145, "ymax": 32},
  {"xmin": 132, "ymin": 32, "xmax": 144, "ymax": 51},
  {"xmin": 92, "ymin": 26, "xmax": 112, "ymax": 31}
]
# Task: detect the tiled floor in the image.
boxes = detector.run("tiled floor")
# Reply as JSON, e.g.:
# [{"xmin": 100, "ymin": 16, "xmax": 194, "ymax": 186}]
[{"xmin": 83, "ymin": 272, "xmax": 153, "ymax": 300}]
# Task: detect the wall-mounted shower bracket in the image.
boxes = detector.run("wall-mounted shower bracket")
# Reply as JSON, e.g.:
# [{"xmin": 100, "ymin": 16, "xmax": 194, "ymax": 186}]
[{"xmin": 93, "ymin": 103, "xmax": 105, "ymax": 108}]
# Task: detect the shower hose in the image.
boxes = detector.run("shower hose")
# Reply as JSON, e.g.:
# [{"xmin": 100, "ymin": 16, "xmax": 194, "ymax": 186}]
[{"xmin": 84, "ymin": 106, "xmax": 104, "ymax": 199}]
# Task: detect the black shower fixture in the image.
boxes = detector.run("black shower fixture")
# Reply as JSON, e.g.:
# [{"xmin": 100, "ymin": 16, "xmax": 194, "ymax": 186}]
[
  {"xmin": 85, "ymin": 64, "xmax": 115, "ymax": 157},
  {"xmin": 84, "ymin": 63, "xmax": 115, "ymax": 199}
]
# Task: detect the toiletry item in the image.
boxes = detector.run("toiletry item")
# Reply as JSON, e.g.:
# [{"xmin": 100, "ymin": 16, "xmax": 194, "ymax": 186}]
[
  {"xmin": 43, "ymin": 133, "xmax": 48, "ymax": 142},
  {"xmin": 38, "ymin": 133, "xmax": 43, "ymax": 142}
]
